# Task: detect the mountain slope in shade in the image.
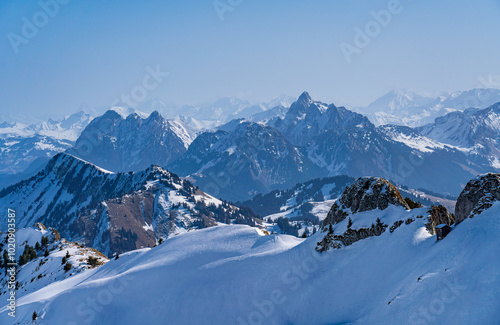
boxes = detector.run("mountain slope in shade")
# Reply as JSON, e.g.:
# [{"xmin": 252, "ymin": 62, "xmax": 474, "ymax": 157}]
[
  {"xmin": 168, "ymin": 121, "xmax": 321, "ymax": 201},
  {"xmin": 0, "ymin": 153, "xmax": 260, "ymax": 256},
  {"xmin": 3, "ymin": 198, "xmax": 499, "ymax": 324},
  {"xmin": 68, "ymin": 110, "xmax": 193, "ymax": 172}
]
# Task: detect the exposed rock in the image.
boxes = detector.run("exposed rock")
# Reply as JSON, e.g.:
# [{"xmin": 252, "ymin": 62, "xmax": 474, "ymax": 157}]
[
  {"xmin": 317, "ymin": 220, "xmax": 387, "ymax": 252},
  {"xmin": 425, "ymin": 205, "xmax": 454, "ymax": 235},
  {"xmin": 455, "ymin": 173, "xmax": 500, "ymax": 224},
  {"xmin": 322, "ymin": 177, "xmax": 409, "ymax": 229}
]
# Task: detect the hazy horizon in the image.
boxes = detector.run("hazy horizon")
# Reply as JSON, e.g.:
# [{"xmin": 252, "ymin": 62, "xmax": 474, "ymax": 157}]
[{"xmin": 2, "ymin": 0, "xmax": 500, "ymax": 121}]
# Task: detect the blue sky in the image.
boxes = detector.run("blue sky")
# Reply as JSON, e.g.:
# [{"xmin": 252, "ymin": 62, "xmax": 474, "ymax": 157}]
[{"xmin": 1, "ymin": 0, "xmax": 499, "ymax": 120}]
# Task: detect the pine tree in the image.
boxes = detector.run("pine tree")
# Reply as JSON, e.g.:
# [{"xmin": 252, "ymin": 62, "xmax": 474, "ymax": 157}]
[
  {"xmin": 347, "ymin": 217, "xmax": 353, "ymax": 229},
  {"xmin": 61, "ymin": 256, "xmax": 67, "ymax": 265},
  {"xmin": 32, "ymin": 311, "xmax": 38, "ymax": 321},
  {"xmin": 65, "ymin": 251, "xmax": 70, "ymax": 258},
  {"xmin": 328, "ymin": 224, "xmax": 333, "ymax": 234},
  {"xmin": 44, "ymin": 249, "xmax": 49, "ymax": 257},
  {"xmin": 35, "ymin": 242, "xmax": 41, "ymax": 251},
  {"xmin": 301, "ymin": 231, "xmax": 307, "ymax": 238},
  {"xmin": 41, "ymin": 236, "xmax": 49, "ymax": 247},
  {"xmin": 115, "ymin": 254, "xmax": 119, "ymax": 260},
  {"xmin": 64, "ymin": 262, "xmax": 72, "ymax": 272}
]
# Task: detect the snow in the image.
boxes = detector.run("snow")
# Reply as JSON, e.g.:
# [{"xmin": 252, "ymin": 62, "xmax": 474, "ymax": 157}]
[{"xmin": 3, "ymin": 202, "xmax": 500, "ymax": 324}]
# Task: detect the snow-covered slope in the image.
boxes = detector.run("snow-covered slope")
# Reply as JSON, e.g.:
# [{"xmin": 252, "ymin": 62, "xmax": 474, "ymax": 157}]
[
  {"xmin": 0, "ymin": 226, "xmax": 108, "ymax": 299},
  {"xmin": 0, "ymin": 153, "xmax": 260, "ymax": 256},
  {"xmin": 240, "ymin": 176, "xmax": 355, "ymax": 219},
  {"xmin": 3, "ymin": 197, "xmax": 499, "ymax": 324}
]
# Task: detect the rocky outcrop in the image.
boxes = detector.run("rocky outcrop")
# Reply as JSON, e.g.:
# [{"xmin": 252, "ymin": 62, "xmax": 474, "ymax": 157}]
[
  {"xmin": 321, "ymin": 177, "xmax": 409, "ymax": 229},
  {"xmin": 317, "ymin": 219, "xmax": 387, "ymax": 252},
  {"xmin": 455, "ymin": 173, "xmax": 500, "ymax": 224},
  {"xmin": 425, "ymin": 205, "xmax": 454, "ymax": 234}
]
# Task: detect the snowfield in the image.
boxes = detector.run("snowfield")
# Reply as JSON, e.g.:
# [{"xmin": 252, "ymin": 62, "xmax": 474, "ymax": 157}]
[{"xmin": 2, "ymin": 202, "xmax": 500, "ymax": 324}]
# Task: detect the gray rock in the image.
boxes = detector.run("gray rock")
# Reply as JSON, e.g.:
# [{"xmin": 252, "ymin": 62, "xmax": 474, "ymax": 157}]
[
  {"xmin": 425, "ymin": 205, "xmax": 454, "ymax": 234},
  {"xmin": 322, "ymin": 177, "xmax": 409, "ymax": 229},
  {"xmin": 455, "ymin": 173, "xmax": 500, "ymax": 224}
]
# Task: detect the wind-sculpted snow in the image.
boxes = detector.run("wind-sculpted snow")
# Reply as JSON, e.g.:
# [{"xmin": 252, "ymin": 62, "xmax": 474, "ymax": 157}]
[{"xmin": 2, "ymin": 201, "xmax": 500, "ymax": 324}]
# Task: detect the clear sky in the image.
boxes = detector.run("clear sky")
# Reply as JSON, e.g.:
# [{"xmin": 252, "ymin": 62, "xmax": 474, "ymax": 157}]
[{"xmin": 1, "ymin": 0, "xmax": 499, "ymax": 120}]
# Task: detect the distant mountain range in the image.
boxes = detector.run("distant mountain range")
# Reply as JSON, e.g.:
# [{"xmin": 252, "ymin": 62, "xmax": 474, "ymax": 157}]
[
  {"xmin": 3, "ymin": 89, "xmax": 500, "ymax": 201},
  {"xmin": 356, "ymin": 88, "xmax": 500, "ymax": 127}
]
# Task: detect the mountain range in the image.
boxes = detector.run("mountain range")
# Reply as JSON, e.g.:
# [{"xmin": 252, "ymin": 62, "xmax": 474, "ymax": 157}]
[
  {"xmin": 3, "ymin": 173, "xmax": 500, "ymax": 324},
  {"xmin": 0, "ymin": 153, "xmax": 259, "ymax": 256},
  {"xmin": 356, "ymin": 88, "xmax": 500, "ymax": 127}
]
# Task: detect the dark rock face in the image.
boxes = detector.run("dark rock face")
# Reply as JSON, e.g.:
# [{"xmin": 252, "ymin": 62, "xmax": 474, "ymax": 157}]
[
  {"xmin": 322, "ymin": 177, "xmax": 409, "ymax": 229},
  {"xmin": 455, "ymin": 173, "xmax": 500, "ymax": 224},
  {"xmin": 316, "ymin": 222, "xmax": 387, "ymax": 252},
  {"xmin": 169, "ymin": 121, "xmax": 320, "ymax": 201},
  {"xmin": 425, "ymin": 205, "xmax": 454, "ymax": 234},
  {"xmin": 69, "ymin": 110, "xmax": 191, "ymax": 172}
]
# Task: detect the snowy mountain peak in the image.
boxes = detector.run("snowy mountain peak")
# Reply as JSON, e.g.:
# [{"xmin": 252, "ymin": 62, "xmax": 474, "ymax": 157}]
[
  {"xmin": 297, "ymin": 91, "xmax": 312, "ymax": 105},
  {"xmin": 366, "ymin": 89, "xmax": 433, "ymax": 113}
]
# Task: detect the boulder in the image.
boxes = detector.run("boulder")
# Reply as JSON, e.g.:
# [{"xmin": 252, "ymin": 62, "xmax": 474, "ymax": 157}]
[{"xmin": 426, "ymin": 205, "xmax": 454, "ymax": 234}]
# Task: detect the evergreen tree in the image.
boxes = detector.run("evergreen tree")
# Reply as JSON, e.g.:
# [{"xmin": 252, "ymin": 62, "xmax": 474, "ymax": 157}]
[
  {"xmin": 61, "ymin": 256, "xmax": 67, "ymax": 265},
  {"xmin": 32, "ymin": 311, "xmax": 38, "ymax": 321},
  {"xmin": 44, "ymin": 249, "xmax": 49, "ymax": 257},
  {"xmin": 88, "ymin": 256, "xmax": 99, "ymax": 267},
  {"xmin": 347, "ymin": 217, "xmax": 353, "ymax": 229},
  {"xmin": 41, "ymin": 236, "xmax": 49, "ymax": 246},
  {"xmin": 64, "ymin": 262, "xmax": 72, "ymax": 272},
  {"xmin": 65, "ymin": 251, "xmax": 70, "ymax": 258},
  {"xmin": 35, "ymin": 242, "xmax": 41, "ymax": 251}
]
